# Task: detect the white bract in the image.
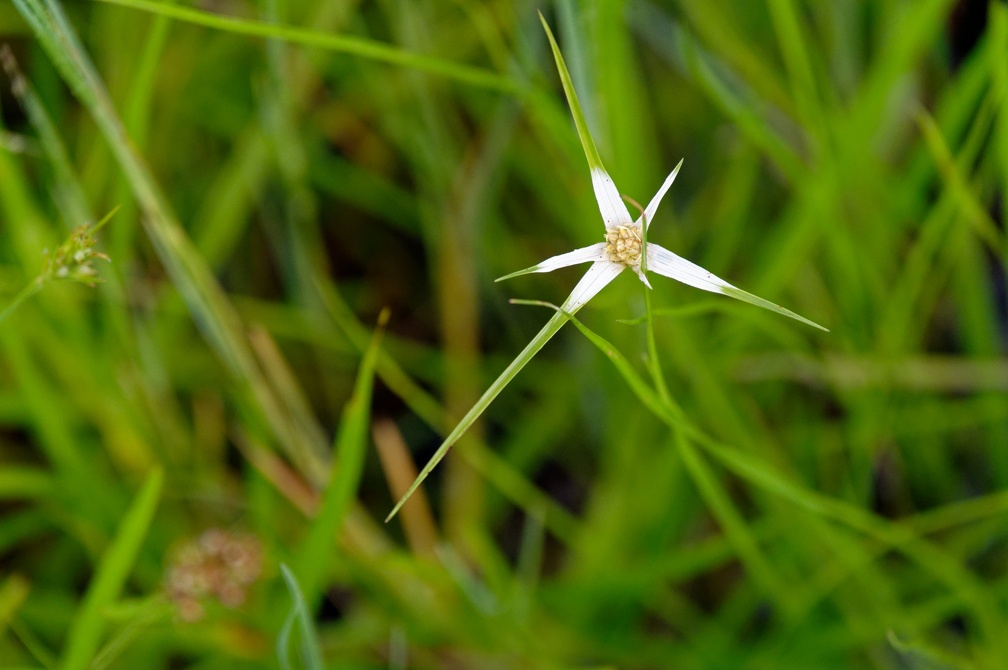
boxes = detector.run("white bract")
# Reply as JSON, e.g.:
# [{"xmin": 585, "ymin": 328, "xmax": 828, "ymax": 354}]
[{"xmin": 385, "ymin": 15, "xmax": 825, "ymax": 522}]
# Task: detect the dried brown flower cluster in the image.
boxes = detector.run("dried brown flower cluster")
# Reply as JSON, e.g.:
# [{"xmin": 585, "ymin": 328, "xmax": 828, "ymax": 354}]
[{"xmin": 165, "ymin": 529, "xmax": 263, "ymax": 622}]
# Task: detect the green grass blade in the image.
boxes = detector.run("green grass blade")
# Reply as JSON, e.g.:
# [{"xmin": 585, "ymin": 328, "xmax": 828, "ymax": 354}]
[
  {"xmin": 0, "ymin": 45, "xmax": 90, "ymax": 225},
  {"xmin": 90, "ymin": 597, "xmax": 173, "ymax": 670},
  {"xmin": 541, "ymin": 303, "xmax": 793, "ymax": 606},
  {"xmin": 559, "ymin": 306, "xmax": 1002, "ymax": 642},
  {"xmin": 13, "ymin": 0, "xmax": 329, "ymax": 477},
  {"xmin": 0, "ymin": 280, "xmax": 43, "ymax": 325},
  {"xmin": 386, "ymin": 310, "xmax": 568, "ymax": 522},
  {"xmin": 671, "ymin": 429, "xmax": 794, "ymax": 611},
  {"xmin": 994, "ymin": 2, "xmax": 1008, "ymax": 253},
  {"xmin": 276, "ymin": 607, "xmax": 297, "ymax": 670},
  {"xmin": 846, "ymin": 0, "xmax": 956, "ymax": 142},
  {"xmin": 914, "ymin": 109, "xmax": 1006, "ymax": 257},
  {"xmin": 496, "ymin": 264, "xmax": 547, "ymax": 282},
  {"xmin": 295, "ymin": 310, "xmax": 387, "ymax": 607},
  {"xmin": 277, "ymin": 564, "xmax": 325, "ymax": 670},
  {"xmin": 642, "ymin": 286, "xmax": 670, "ymax": 401},
  {"xmin": 0, "ymin": 465, "xmax": 54, "ymax": 500},
  {"xmin": 94, "ymin": 0, "xmax": 519, "ymax": 94},
  {"xmin": 0, "ymin": 574, "xmax": 30, "ymax": 636},
  {"xmin": 538, "ymin": 12, "xmax": 606, "ymax": 175},
  {"xmin": 61, "ymin": 469, "xmax": 163, "ymax": 670},
  {"xmin": 720, "ymin": 285, "xmax": 830, "ymax": 332},
  {"xmin": 766, "ymin": 0, "xmax": 824, "ymax": 137}
]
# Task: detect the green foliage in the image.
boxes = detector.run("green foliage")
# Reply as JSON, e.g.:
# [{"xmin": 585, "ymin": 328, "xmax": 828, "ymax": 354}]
[
  {"xmin": 1, "ymin": 1, "xmax": 1006, "ymax": 668},
  {"xmin": 278, "ymin": 565, "xmax": 325, "ymax": 670}
]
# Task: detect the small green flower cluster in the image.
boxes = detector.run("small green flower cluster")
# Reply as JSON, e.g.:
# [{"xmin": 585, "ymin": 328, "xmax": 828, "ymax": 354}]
[{"xmin": 42, "ymin": 222, "xmax": 110, "ymax": 286}]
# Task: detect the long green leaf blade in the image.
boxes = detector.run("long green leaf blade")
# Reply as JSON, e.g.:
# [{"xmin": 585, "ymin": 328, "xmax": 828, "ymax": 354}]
[
  {"xmin": 720, "ymin": 285, "xmax": 829, "ymax": 331},
  {"xmin": 386, "ymin": 310, "xmax": 568, "ymax": 522},
  {"xmin": 295, "ymin": 310, "xmax": 387, "ymax": 606},
  {"xmin": 539, "ymin": 12, "xmax": 605, "ymax": 173},
  {"xmin": 539, "ymin": 13, "xmax": 633, "ymax": 229},
  {"xmin": 61, "ymin": 469, "xmax": 163, "ymax": 670}
]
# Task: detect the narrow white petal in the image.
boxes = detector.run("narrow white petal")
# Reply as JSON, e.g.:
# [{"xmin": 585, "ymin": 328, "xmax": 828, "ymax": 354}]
[
  {"xmin": 591, "ymin": 168, "xmax": 633, "ymax": 231},
  {"xmin": 647, "ymin": 244, "xmax": 828, "ymax": 331},
  {"xmin": 637, "ymin": 159, "xmax": 683, "ymax": 231},
  {"xmin": 496, "ymin": 243, "xmax": 606, "ymax": 282},
  {"xmin": 647, "ymin": 244, "xmax": 733, "ymax": 293},
  {"xmin": 561, "ymin": 260, "xmax": 624, "ymax": 312}
]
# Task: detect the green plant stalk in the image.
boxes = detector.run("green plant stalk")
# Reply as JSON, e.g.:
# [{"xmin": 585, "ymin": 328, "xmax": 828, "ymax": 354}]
[
  {"xmin": 0, "ymin": 279, "xmax": 44, "ymax": 325},
  {"xmin": 9, "ymin": 618, "xmax": 55, "ymax": 668},
  {"xmin": 766, "ymin": 0, "xmax": 826, "ymax": 150},
  {"xmin": 631, "ymin": 199, "xmax": 671, "ymax": 403},
  {"xmin": 643, "ymin": 286, "xmax": 671, "ymax": 403}
]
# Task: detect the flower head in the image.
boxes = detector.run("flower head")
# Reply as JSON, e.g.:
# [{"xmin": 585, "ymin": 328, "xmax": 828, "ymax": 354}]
[{"xmin": 43, "ymin": 219, "xmax": 111, "ymax": 287}]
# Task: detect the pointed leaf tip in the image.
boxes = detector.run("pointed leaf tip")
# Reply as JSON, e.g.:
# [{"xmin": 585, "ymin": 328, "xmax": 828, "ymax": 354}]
[
  {"xmin": 538, "ymin": 13, "xmax": 631, "ymax": 230},
  {"xmin": 496, "ymin": 267, "xmax": 536, "ymax": 282},
  {"xmin": 720, "ymin": 286, "xmax": 829, "ymax": 331}
]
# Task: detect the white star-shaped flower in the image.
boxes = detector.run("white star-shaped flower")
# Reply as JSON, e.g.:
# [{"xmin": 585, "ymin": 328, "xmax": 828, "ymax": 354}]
[
  {"xmin": 385, "ymin": 16, "xmax": 826, "ymax": 522},
  {"xmin": 497, "ymin": 15, "xmax": 827, "ymax": 332}
]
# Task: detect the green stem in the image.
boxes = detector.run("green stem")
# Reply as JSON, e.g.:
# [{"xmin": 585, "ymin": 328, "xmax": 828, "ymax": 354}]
[
  {"xmin": 95, "ymin": 0, "xmax": 521, "ymax": 94},
  {"xmin": 643, "ymin": 286, "xmax": 671, "ymax": 404},
  {"xmin": 0, "ymin": 278, "xmax": 45, "ymax": 324},
  {"xmin": 386, "ymin": 310, "xmax": 569, "ymax": 521}
]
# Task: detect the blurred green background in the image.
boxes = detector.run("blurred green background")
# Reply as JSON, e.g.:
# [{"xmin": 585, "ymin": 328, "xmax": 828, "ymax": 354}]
[{"xmin": 1, "ymin": 0, "xmax": 1007, "ymax": 668}]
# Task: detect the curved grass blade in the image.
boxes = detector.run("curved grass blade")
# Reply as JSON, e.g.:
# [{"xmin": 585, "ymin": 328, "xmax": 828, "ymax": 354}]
[{"xmin": 277, "ymin": 564, "xmax": 325, "ymax": 670}]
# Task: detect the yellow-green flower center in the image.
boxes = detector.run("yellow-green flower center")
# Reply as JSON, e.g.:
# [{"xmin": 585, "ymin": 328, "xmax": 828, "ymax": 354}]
[{"xmin": 604, "ymin": 225, "xmax": 643, "ymax": 266}]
